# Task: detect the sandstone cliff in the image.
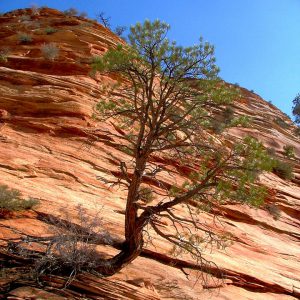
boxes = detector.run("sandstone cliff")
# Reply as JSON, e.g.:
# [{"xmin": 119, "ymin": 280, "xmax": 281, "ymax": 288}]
[{"xmin": 0, "ymin": 8, "xmax": 299, "ymax": 300}]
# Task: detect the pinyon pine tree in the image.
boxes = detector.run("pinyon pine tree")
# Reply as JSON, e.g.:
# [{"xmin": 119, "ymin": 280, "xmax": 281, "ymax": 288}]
[{"xmin": 89, "ymin": 20, "xmax": 274, "ymax": 278}]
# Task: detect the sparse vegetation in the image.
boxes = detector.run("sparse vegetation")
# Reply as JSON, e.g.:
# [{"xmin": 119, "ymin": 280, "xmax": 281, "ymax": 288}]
[
  {"xmin": 63, "ymin": 8, "xmax": 78, "ymax": 17},
  {"xmin": 292, "ymin": 93, "xmax": 300, "ymax": 124},
  {"xmin": 115, "ymin": 26, "xmax": 127, "ymax": 37},
  {"xmin": 0, "ymin": 48, "xmax": 9, "ymax": 63},
  {"xmin": 18, "ymin": 32, "xmax": 33, "ymax": 44},
  {"xmin": 41, "ymin": 43, "xmax": 59, "ymax": 60},
  {"xmin": 31, "ymin": 5, "xmax": 40, "ymax": 16},
  {"xmin": 274, "ymin": 117, "xmax": 289, "ymax": 129},
  {"xmin": 139, "ymin": 186, "xmax": 155, "ymax": 203},
  {"xmin": 272, "ymin": 159, "xmax": 294, "ymax": 180},
  {"xmin": 96, "ymin": 12, "xmax": 111, "ymax": 28},
  {"xmin": 294, "ymin": 126, "xmax": 300, "ymax": 136},
  {"xmin": 265, "ymin": 203, "xmax": 281, "ymax": 220},
  {"xmin": 211, "ymin": 120, "xmax": 225, "ymax": 134},
  {"xmin": 283, "ymin": 145, "xmax": 295, "ymax": 159},
  {"xmin": 0, "ymin": 185, "xmax": 39, "ymax": 217},
  {"xmin": 34, "ymin": 205, "xmax": 113, "ymax": 284},
  {"xmin": 44, "ymin": 27, "xmax": 57, "ymax": 34},
  {"xmin": 267, "ymin": 147, "xmax": 276, "ymax": 156},
  {"xmin": 20, "ymin": 15, "xmax": 31, "ymax": 22},
  {"xmin": 211, "ymin": 107, "xmax": 250, "ymax": 134},
  {"xmin": 79, "ymin": 12, "xmax": 88, "ymax": 18}
]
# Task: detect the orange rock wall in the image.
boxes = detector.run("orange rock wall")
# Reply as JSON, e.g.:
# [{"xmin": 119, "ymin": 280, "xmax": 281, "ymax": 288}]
[{"xmin": 0, "ymin": 8, "xmax": 299, "ymax": 300}]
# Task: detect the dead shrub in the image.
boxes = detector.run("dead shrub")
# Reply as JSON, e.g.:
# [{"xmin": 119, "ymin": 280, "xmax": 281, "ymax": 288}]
[
  {"xmin": 41, "ymin": 43, "xmax": 59, "ymax": 60},
  {"xmin": 265, "ymin": 203, "xmax": 281, "ymax": 220},
  {"xmin": 34, "ymin": 205, "xmax": 113, "ymax": 284}
]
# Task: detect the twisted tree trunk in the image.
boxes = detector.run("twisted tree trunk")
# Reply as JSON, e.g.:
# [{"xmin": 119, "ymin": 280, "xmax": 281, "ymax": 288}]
[{"xmin": 95, "ymin": 156, "xmax": 148, "ymax": 276}]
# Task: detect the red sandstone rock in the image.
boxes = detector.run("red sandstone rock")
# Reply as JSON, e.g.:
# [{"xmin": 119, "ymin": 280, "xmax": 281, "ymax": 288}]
[{"xmin": 0, "ymin": 7, "xmax": 299, "ymax": 300}]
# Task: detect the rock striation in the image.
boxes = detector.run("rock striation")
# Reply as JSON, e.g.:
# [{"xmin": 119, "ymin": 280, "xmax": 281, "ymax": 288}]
[{"xmin": 0, "ymin": 7, "xmax": 299, "ymax": 300}]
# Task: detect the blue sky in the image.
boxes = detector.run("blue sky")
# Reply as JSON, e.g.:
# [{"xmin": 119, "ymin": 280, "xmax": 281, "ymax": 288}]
[{"xmin": 1, "ymin": 0, "xmax": 299, "ymax": 118}]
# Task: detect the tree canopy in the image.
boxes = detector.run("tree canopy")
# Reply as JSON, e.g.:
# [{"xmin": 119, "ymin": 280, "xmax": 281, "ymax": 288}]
[
  {"xmin": 90, "ymin": 20, "xmax": 274, "ymax": 279},
  {"xmin": 292, "ymin": 93, "xmax": 300, "ymax": 124}
]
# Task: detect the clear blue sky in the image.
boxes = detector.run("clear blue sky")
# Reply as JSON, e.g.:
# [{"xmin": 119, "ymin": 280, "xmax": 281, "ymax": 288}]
[{"xmin": 1, "ymin": 0, "xmax": 299, "ymax": 118}]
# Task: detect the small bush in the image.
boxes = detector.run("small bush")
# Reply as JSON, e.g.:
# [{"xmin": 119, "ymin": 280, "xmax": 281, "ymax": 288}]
[
  {"xmin": 294, "ymin": 126, "xmax": 300, "ymax": 136},
  {"xmin": 0, "ymin": 48, "xmax": 9, "ymax": 63},
  {"xmin": 274, "ymin": 117, "xmax": 289, "ymax": 129},
  {"xmin": 41, "ymin": 43, "xmax": 59, "ymax": 60},
  {"xmin": 265, "ymin": 203, "xmax": 281, "ymax": 220},
  {"xmin": 64, "ymin": 8, "xmax": 78, "ymax": 16},
  {"xmin": 20, "ymin": 15, "xmax": 31, "ymax": 22},
  {"xmin": 283, "ymin": 145, "xmax": 295, "ymax": 159},
  {"xmin": 223, "ymin": 107, "xmax": 234, "ymax": 124},
  {"xmin": 96, "ymin": 12, "xmax": 111, "ymax": 28},
  {"xmin": 18, "ymin": 33, "xmax": 33, "ymax": 44},
  {"xmin": 211, "ymin": 120, "xmax": 225, "ymax": 134},
  {"xmin": 44, "ymin": 27, "xmax": 57, "ymax": 35},
  {"xmin": 79, "ymin": 12, "xmax": 88, "ymax": 18},
  {"xmin": 35, "ymin": 205, "xmax": 112, "ymax": 283},
  {"xmin": 267, "ymin": 147, "xmax": 276, "ymax": 156},
  {"xmin": 31, "ymin": 5, "xmax": 40, "ymax": 16},
  {"xmin": 115, "ymin": 26, "xmax": 127, "ymax": 37},
  {"xmin": 0, "ymin": 185, "xmax": 39, "ymax": 217},
  {"xmin": 272, "ymin": 160, "xmax": 294, "ymax": 180},
  {"xmin": 139, "ymin": 186, "xmax": 155, "ymax": 203}
]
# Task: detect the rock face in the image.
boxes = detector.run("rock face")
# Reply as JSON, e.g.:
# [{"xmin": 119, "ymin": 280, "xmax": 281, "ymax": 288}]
[{"xmin": 0, "ymin": 8, "xmax": 299, "ymax": 300}]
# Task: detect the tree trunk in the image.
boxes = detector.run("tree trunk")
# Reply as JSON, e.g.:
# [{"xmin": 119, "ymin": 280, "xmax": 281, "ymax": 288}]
[
  {"xmin": 95, "ymin": 156, "xmax": 147, "ymax": 276},
  {"xmin": 95, "ymin": 217, "xmax": 145, "ymax": 276}
]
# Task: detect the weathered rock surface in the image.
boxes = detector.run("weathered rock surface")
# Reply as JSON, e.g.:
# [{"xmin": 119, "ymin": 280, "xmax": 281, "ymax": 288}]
[{"xmin": 0, "ymin": 8, "xmax": 299, "ymax": 300}]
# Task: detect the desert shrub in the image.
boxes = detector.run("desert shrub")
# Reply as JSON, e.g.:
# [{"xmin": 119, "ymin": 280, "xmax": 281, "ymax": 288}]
[
  {"xmin": 44, "ymin": 27, "xmax": 57, "ymax": 34},
  {"xmin": 96, "ymin": 12, "xmax": 111, "ymax": 28},
  {"xmin": 41, "ymin": 43, "xmax": 59, "ymax": 60},
  {"xmin": 265, "ymin": 203, "xmax": 281, "ymax": 220},
  {"xmin": 35, "ymin": 205, "xmax": 112, "ymax": 283},
  {"xmin": 0, "ymin": 185, "xmax": 39, "ymax": 217},
  {"xmin": 18, "ymin": 33, "xmax": 33, "ymax": 44},
  {"xmin": 266, "ymin": 147, "xmax": 276, "ymax": 156},
  {"xmin": 283, "ymin": 145, "xmax": 295, "ymax": 159},
  {"xmin": 223, "ymin": 107, "xmax": 234, "ymax": 124},
  {"xmin": 274, "ymin": 117, "xmax": 289, "ymax": 129},
  {"xmin": 79, "ymin": 12, "xmax": 88, "ymax": 18},
  {"xmin": 31, "ymin": 5, "xmax": 40, "ymax": 16},
  {"xmin": 294, "ymin": 126, "xmax": 300, "ymax": 136},
  {"xmin": 0, "ymin": 48, "xmax": 9, "ymax": 63},
  {"xmin": 139, "ymin": 187, "xmax": 155, "ymax": 203},
  {"xmin": 20, "ymin": 15, "xmax": 31, "ymax": 22},
  {"xmin": 272, "ymin": 160, "xmax": 294, "ymax": 180},
  {"xmin": 211, "ymin": 120, "xmax": 225, "ymax": 134},
  {"xmin": 115, "ymin": 26, "xmax": 127, "ymax": 37},
  {"xmin": 64, "ymin": 8, "xmax": 78, "ymax": 16}
]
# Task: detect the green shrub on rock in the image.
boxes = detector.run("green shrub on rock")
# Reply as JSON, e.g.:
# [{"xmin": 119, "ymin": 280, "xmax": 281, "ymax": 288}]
[{"xmin": 0, "ymin": 185, "xmax": 39, "ymax": 217}]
